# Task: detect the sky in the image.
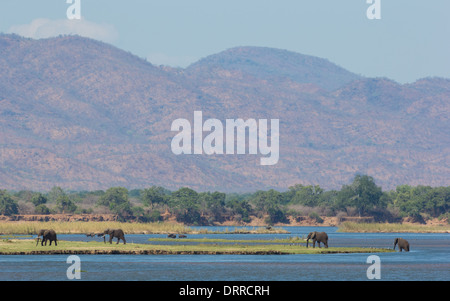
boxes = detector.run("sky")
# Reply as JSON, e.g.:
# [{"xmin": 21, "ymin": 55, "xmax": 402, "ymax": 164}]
[{"xmin": 0, "ymin": 0, "xmax": 449, "ymax": 84}]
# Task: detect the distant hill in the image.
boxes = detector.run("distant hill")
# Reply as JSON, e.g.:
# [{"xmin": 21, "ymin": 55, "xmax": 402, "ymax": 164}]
[
  {"xmin": 186, "ymin": 46, "xmax": 362, "ymax": 91},
  {"xmin": 0, "ymin": 34, "xmax": 448, "ymax": 192}
]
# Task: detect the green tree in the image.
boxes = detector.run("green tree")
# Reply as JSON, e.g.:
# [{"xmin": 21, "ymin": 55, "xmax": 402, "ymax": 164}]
[
  {"xmin": 31, "ymin": 193, "xmax": 48, "ymax": 207},
  {"xmin": 0, "ymin": 190, "xmax": 18, "ymax": 216},
  {"xmin": 266, "ymin": 207, "xmax": 288, "ymax": 225},
  {"xmin": 169, "ymin": 187, "xmax": 204, "ymax": 225},
  {"xmin": 226, "ymin": 197, "xmax": 252, "ymax": 223},
  {"xmin": 290, "ymin": 185, "xmax": 323, "ymax": 207},
  {"xmin": 251, "ymin": 189, "xmax": 287, "ymax": 224},
  {"xmin": 97, "ymin": 187, "xmax": 133, "ymax": 218},
  {"xmin": 252, "ymin": 189, "xmax": 284, "ymax": 212},
  {"xmin": 421, "ymin": 186, "xmax": 449, "ymax": 217},
  {"xmin": 35, "ymin": 204, "xmax": 51, "ymax": 215},
  {"xmin": 337, "ymin": 175, "xmax": 383, "ymax": 216},
  {"xmin": 48, "ymin": 186, "xmax": 66, "ymax": 202},
  {"xmin": 56, "ymin": 195, "xmax": 77, "ymax": 213},
  {"xmin": 393, "ymin": 185, "xmax": 426, "ymax": 218},
  {"xmin": 198, "ymin": 191, "xmax": 226, "ymax": 223},
  {"xmin": 141, "ymin": 186, "xmax": 169, "ymax": 209}
]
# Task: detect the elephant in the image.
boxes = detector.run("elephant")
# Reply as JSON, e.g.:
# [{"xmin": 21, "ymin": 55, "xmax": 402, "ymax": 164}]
[
  {"xmin": 36, "ymin": 229, "xmax": 47, "ymax": 246},
  {"xmin": 103, "ymin": 229, "xmax": 126, "ymax": 244},
  {"xmin": 167, "ymin": 234, "xmax": 176, "ymax": 238},
  {"xmin": 393, "ymin": 238, "xmax": 410, "ymax": 252},
  {"xmin": 306, "ymin": 231, "xmax": 328, "ymax": 248},
  {"xmin": 86, "ymin": 233, "xmax": 95, "ymax": 237},
  {"xmin": 36, "ymin": 229, "xmax": 57, "ymax": 246},
  {"xmin": 178, "ymin": 234, "xmax": 187, "ymax": 238}
]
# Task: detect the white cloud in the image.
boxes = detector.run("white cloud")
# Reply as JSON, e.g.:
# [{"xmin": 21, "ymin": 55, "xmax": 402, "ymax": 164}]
[
  {"xmin": 146, "ymin": 52, "xmax": 197, "ymax": 68},
  {"xmin": 7, "ymin": 18, "xmax": 119, "ymax": 43}
]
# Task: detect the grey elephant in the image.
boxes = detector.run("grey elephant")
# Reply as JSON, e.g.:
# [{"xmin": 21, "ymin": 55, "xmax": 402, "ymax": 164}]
[
  {"xmin": 103, "ymin": 228, "xmax": 126, "ymax": 244},
  {"xmin": 36, "ymin": 229, "xmax": 57, "ymax": 246},
  {"xmin": 306, "ymin": 231, "xmax": 328, "ymax": 248},
  {"xmin": 36, "ymin": 229, "xmax": 47, "ymax": 246},
  {"xmin": 393, "ymin": 238, "xmax": 410, "ymax": 252}
]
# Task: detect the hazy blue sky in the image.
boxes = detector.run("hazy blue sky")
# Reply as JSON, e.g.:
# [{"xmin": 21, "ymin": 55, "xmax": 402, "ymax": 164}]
[{"xmin": 1, "ymin": 0, "xmax": 449, "ymax": 83}]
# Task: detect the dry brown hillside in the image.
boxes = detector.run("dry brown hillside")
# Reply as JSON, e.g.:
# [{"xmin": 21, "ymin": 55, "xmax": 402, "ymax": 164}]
[{"xmin": 0, "ymin": 34, "xmax": 449, "ymax": 192}]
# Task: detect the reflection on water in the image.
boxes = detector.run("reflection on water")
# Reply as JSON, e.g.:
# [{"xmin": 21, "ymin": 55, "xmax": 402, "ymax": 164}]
[{"xmin": 0, "ymin": 226, "xmax": 449, "ymax": 281}]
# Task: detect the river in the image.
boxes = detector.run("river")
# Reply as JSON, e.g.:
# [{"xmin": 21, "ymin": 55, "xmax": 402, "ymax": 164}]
[{"xmin": 0, "ymin": 226, "xmax": 448, "ymax": 281}]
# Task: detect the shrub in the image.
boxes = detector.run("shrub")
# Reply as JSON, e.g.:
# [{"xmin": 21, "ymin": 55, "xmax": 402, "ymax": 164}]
[
  {"xmin": 34, "ymin": 204, "xmax": 51, "ymax": 215},
  {"xmin": 265, "ymin": 207, "xmax": 288, "ymax": 225},
  {"xmin": 308, "ymin": 212, "xmax": 324, "ymax": 223},
  {"xmin": 0, "ymin": 190, "xmax": 18, "ymax": 216},
  {"xmin": 150, "ymin": 210, "xmax": 162, "ymax": 222}
]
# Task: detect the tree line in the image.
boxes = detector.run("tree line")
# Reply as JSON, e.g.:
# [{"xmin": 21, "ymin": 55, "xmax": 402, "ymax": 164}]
[{"xmin": 1, "ymin": 175, "xmax": 449, "ymax": 225}]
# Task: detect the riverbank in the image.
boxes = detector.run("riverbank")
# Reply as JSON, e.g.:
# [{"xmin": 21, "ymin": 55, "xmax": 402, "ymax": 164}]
[
  {"xmin": 0, "ymin": 221, "xmax": 288, "ymax": 235},
  {"xmin": 338, "ymin": 222, "xmax": 450, "ymax": 233},
  {"xmin": 0, "ymin": 239, "xmax": 393, "ymax": 255},
  {"xmin": 0, "ymin": 218, "xmax": 448, "ymax": 235}
]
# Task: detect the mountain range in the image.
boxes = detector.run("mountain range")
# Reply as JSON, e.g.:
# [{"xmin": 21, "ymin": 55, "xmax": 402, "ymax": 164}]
[{"xmin": 0, "ymin": 34, "xmax": 448, "ymax": 192}]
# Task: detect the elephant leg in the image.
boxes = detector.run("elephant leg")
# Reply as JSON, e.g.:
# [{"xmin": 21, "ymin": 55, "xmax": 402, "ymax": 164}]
[
  {"xmin": 318, "ymin": 242, "xmax": 321, "ymax": 248},
  {"xmin": 123, "ymin": 237, "xmax": 126, "ymax": 244},
  {"xmin": 116, "ymin": 237, "xmax": 120, "ymax": 244},
  {"xmin": 324, "ymin": 242, "xmax": 328, "ymax": 248}
]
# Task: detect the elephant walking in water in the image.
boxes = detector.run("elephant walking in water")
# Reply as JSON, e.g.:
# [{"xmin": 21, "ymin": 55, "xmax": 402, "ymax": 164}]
[
  {"xmin": 36, "ymin": 229, "xmax": 58, "ymax": 246},
  {"xmin": 306, "ymin": 231, "xmax": 328, "ymax": 248},
  {"xmin": 394, "ymin": 238, "xmax": 410, "ymax": 252},
  {"xmin": 102, "ymin": 229, "xmax": 126, "ymax": 244}
]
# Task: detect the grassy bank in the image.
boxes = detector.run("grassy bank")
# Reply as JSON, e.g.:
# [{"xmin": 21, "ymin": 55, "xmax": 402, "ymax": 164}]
[
  {"xmin": 0, "ymin": 221, "xmax": 288, "ymax": 235},
  {"xmin": 0, "ymin": 221, "xmax": 189, "ymax": 235},
  {"xmin": 148, "ymin": 236, "xmax": 306, "ymax": 244},
  {"xmin": 0, "ymin": 239, "xmax": 393, "ymax": 255},
  {"xmin": 338, "ymin": 222, "xmax": 450, "ymax": 233}
]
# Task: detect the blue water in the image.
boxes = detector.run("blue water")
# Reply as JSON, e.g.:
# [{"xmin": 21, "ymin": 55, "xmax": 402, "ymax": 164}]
[{"xmin": 0, "ymin": 226, "xmax": 448, "ymax": 281}]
